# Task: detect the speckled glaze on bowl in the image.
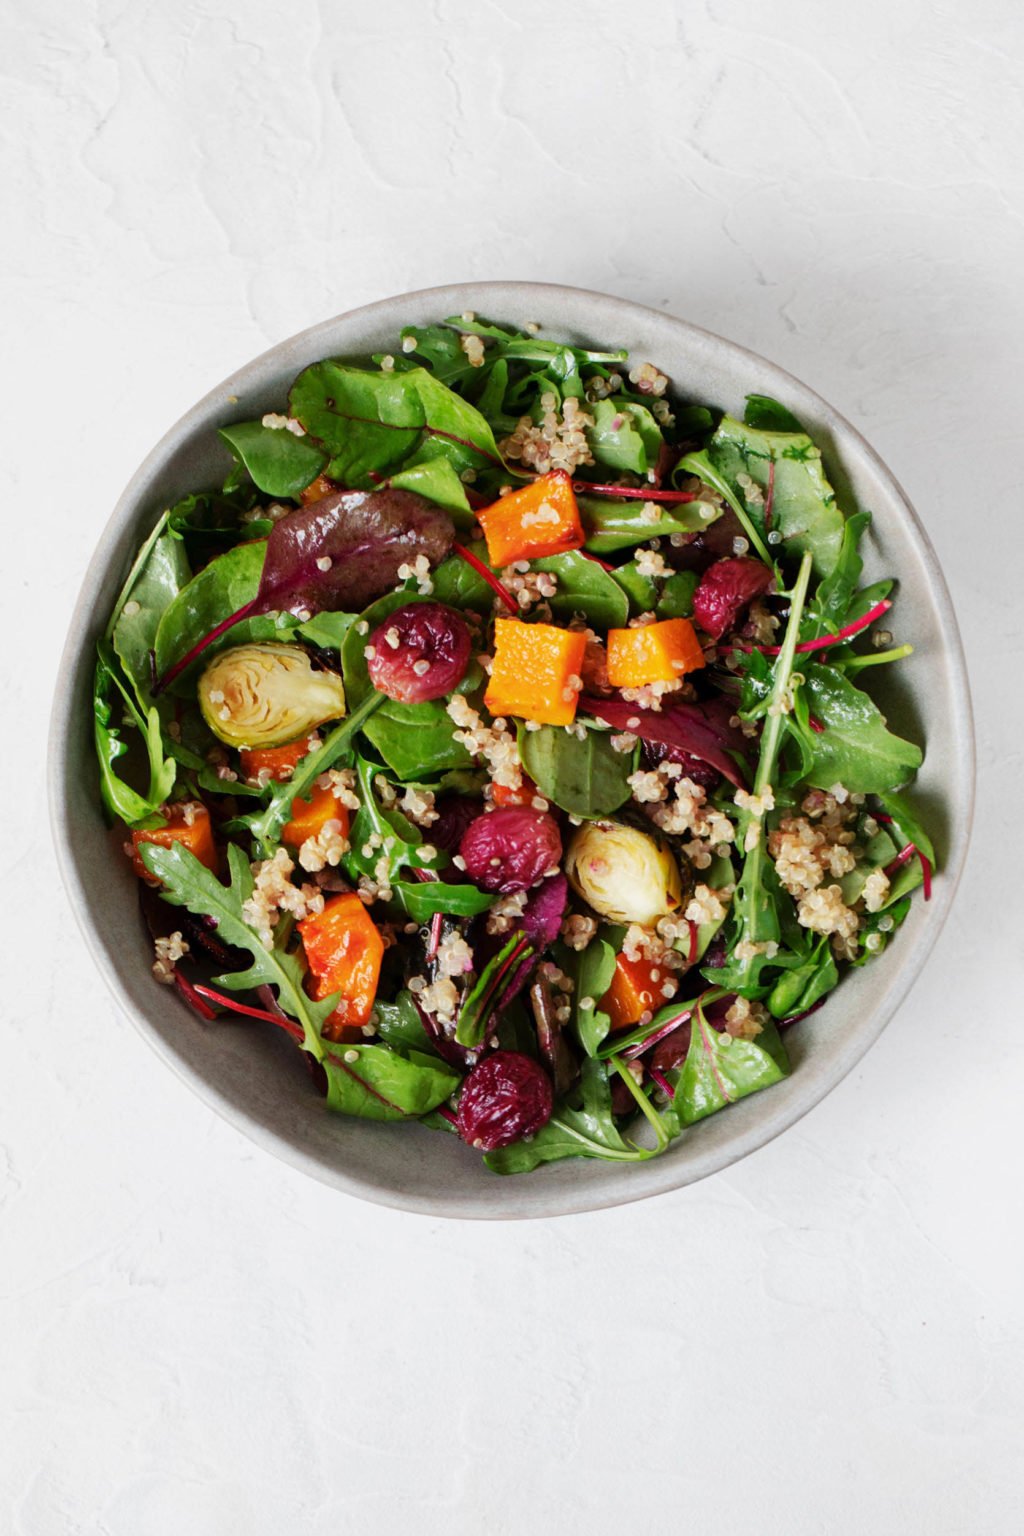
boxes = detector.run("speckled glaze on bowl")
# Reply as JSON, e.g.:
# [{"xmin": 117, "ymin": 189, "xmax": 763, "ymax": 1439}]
[{"xmin": 48, "ymin": 283, "xmax": 974, "ymax": 1219}]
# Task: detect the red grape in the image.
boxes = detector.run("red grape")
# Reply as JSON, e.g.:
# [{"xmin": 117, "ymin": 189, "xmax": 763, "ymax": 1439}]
[
  {"xmin": 459, "ymin": 807, "xmax": 563, "ymax": 893},
  {"xmin": 367, "ymin": 602, "xmax": 471, "ymax": 704},
  {"xmin": 456, "ymin": 1051, "xmax": 553, "ymax": 1150}
]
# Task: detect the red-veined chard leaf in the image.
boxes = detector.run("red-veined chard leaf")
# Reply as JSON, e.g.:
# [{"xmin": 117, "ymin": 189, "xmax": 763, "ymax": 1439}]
[{"xmin": 579, "ymin": 694, "xmax": 749, "ymax": 789}]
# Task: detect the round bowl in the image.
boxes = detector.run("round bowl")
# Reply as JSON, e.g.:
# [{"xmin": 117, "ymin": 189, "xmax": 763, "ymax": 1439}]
[{"xmin": 48, "ymin": 282, "xmax": 974, "ymax": 1219}]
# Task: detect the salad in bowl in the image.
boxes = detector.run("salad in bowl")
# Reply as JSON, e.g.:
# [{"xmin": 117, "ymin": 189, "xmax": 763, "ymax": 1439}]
[{"xmin": 93, "ymin": 313, "xmax": 933, "ymax": 1176}]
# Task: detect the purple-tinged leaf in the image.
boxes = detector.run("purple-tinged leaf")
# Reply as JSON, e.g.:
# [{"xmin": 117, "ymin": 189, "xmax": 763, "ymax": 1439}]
[{"xmin": 579, "ymin": 694, "xmax": 749, "ymax": 789}]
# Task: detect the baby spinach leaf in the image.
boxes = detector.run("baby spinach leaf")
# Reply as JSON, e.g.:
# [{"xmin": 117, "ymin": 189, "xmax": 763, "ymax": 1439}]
[
  {"xmin": 153, "ymin": 541, "xmax": 295, "ymax": 687},
  {"xmin": 289, "ymin": 362, "xmax": 502, "ymax": 486},
  {"xmin": 657, "ymin": 569, "xmax": 698, "ymax": 620},
  {"xmin": 431, "ymin": 541, "xmax": 494, "ymax": 611},
  {"xmin": 669, "ymin": 1003, "xmax": 786, "ymax": 1127},
  {"xmin": 555, "ymin": 936, "xmax": 617, "ymax": 1057},
  {"xmin": 218, "ymin": 421, "xmax": 326, "ymax": 498},
  {"xmin": 296, "ymin": 610, "xmax": 358, "ymax": 653},
  {"xmin": 519, "ymin": 724, "xmax": 635, "ymax": 820},
  {"xmin": 390, "ymin": 878, "xmax": 494, "ymax": 922},
  {"xmin": 766, "ymin": 937, "xmax": 837, "ymax": 1018},
  {"xmin": 789, "ymin": 663, "xmax": 923, "ymax": 794},
  {"xmin": 586, "ymin": 400, "xmax": 663, "ymax": 476},
  {"xmin": 743, "ymin": 394, "xmax": 803, "ymax": 433},
  {"xmin": 140, "ymin": 841, "xmax": 336, "ymax": 1057},
  {"xmin": 321, "ymin": 1042, "xmax": 459, "ymax": 1121},
  {"xmin": 385, "ymin": 458, "xmax": 473, "ymax": 522},
  {"xmin": 110, "ymin": 513, "xmax": 192, "ymax": 707},
  {"xmin": 532, "ymin": 549, "xmax": 629, "ymax": 629},
  {"xmin": 612, "ymin": 558, "xmax": 658, "ymax": 616},
  {"xmin": 579, "ymin": 494, "xmax": 718, "ymax": 554},
  {"xmin": 484, "ymin": 1057, "xmax": 657, "ymax": 1173},
  {"xmin": 704, "ymin": 415, "xmax": 845, "ymax": 576}
]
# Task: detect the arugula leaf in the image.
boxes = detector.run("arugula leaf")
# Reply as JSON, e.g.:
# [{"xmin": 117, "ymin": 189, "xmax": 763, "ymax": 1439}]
[
  {"xmin": 703, "ymin": 415, "xmax": 846, "ymax": 575},
  {"xmin": 519, "ymin": 724, "xmax": 635, "ymax": 820},
  {"xmin": 390, "ymin": 877, "xmax": 494, "ymax": 922},
  {"xmin": 788, "ymin": 663, "xmax": 923, "ymax": 794},
  {"xmin": 321, "ymin": 1042, "xmax": 458, "ymax": 1120},
  {"xmin": 218, "ymin": 421, "xmax": 326, "ymax": 498},
  {"xmin": 238, "ymin": 693, "xmax": 386, "ymax": 853},
  {"xmin": 585, "ymin": 400, "xmax": 663, "ymax": 476},
  {"xmin": 531, "ymin": 549, "xmax": 629, "ymax": 629},
  {"xmin": 94, "ymin": 654, "xmax": 174, "ymax": 825},
  {"xmin": 342, "ymin": 755, "xmax": 451, "ymax": 897},
  {"xmin": 875, "ymin": 789, "xmax": 937, "ymax": 903},
  {"xmin": 803, "ymin": 511, "xmax": 871, "ymax": 639},
  {"xmin": 484, "ymin": 1056, "xmax": 658, "ymax": 1173},
  {"xmin": 579, "ymin": 494, "xmax": 718, "ymax": 554},
  {"xmin": 140, "ymin": 842, "xmax": 336, "ymax": 1057},
  {"xmin": 668, "ymin": 1001, "xmax": 786, "ymax": 1127},
  {"xmin": 675, "ymin": 447, "xmax": 774, "ymax": 567},
  {"xmin": 289, "ymin": 363, "xmax": 503, "ymax": 486},
  {"xmin": 714, "ymin": 551, "xmax": 814, "ymax": 994}
]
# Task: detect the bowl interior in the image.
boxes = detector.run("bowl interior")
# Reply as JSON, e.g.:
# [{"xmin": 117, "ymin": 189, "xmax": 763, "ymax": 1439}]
[{"xmin": 49, "ymin": 282, "xmax": 973, "ymax": 1218}]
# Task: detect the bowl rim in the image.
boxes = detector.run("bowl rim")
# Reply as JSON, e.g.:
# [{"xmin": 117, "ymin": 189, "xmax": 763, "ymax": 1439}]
[{"xmin": 48, "ymin": 280, "xmax": 975, "ymax": 1219}]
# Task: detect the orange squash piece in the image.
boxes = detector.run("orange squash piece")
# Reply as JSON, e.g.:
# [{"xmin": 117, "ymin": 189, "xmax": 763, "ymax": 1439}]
[
  {"xmin": 606, "ymin": 618, "xmax": 706, "ymax": 687},
  {"xmin": 282, "ymin": 785, "xmax": 350, "ymax": 849},
  {"xmin": 601, "ymin": 952, "xmax": 675, "ymax": 1032},
  {"xmin": 491, "ymin": 771, "xmax": 540, "ymax": 808},
  {"xmin": 485, "ymin": 618, "xmax": 587, "ymax": 727},
  {"xmin": 239, "ymin": 736, "xmax": 314, "ymax": 783},
  {"xmin": 299, "ymin": 473, "xmax": 340, "ymax": 506},
  {"xmin": 477, "ymin": 471, "xmax": 584, "ymax": 567},
  {"xmin": 300, "ymin": 893, "xmax": 384, "ymax": 1038},
  {"xmin": 130, "ymin": 802, "xmax": 218, "ymax": 883}
]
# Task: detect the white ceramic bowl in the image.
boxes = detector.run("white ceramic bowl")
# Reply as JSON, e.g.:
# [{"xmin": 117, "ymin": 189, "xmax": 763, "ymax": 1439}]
[{"xmin": 48, "ymin": 282, "xmax": 974, "ymax": 1218}]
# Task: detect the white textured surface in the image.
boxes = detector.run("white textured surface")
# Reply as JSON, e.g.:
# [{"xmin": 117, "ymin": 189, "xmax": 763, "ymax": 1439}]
[{"xmin": 3, "ymin": 2, "xmax": 1023, "ymax": 1530}]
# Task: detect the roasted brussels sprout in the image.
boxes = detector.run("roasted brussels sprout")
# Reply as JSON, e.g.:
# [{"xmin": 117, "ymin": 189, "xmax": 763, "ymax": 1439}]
[
  {"xmin": 565, "ymin": 820, "xmax": 682, "ymax": 925},
  {"xmin": 198, "ymin": 642, "xmax": 346, "ymax": 749}
]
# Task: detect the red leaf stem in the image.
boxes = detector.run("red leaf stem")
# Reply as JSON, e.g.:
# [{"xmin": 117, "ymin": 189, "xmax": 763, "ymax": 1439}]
[{"xmin": 453, "ymin": 542, "xmax": 518, "ymax": 612}]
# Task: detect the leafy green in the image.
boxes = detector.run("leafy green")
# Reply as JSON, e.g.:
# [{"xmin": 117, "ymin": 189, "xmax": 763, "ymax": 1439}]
[
  {"xmin": 743, "ymin": 394, "xmax": 803, "ymax": 433},
  {"xmin": 296, "ymin": 610, "xmax": 358, "ymax": 652},
  {"xmin": 788, "ymin": 664, "xmax": 923, "ymax": 794},
  {"xmin": 110, "ymin": 514, "xmax": 192, "ymax": 707},
  {"xmin": 531, "ymin": 549, "xmax": 629, "ymax": 629},
  {"xmin": 341, "ymin": 591, "xmax": 476, "ymax": 780},
  {"xmin": 519, "ymin": 724, "xmax": 635, "ymax": 820},
  {"xmin": 704, "ymin": 414, "xmax": 846, "ymax": 576},
  {"xmin": 803, "ymin": 512, "xmax": 871, "ymax": 638},
  {"xmin": 579, "ymin": 494, "xmax": 719, "ymax": 554},
  {"xmin": 386, "ymin": 458, "xmax": 474, "ymax": 522},
  {"xmin": 555, "ymin": 936, "xmax": 617, "ymax": 1057},
  {"xmin": 668, "ymin": 1001, "xmax": 786, "ymax": 1127},
  {"xmin": 236, "ymin": 693, "xmax": 386, "ymax": 853},
  {"xmin": 431, "ymin": 540, "xmax": 494, "ymax": 611},
  {"xmin": 341, "ymin": 755, "xmax": 457, "ymax": 900},
  {"xmin": 321, "ymin": 1042, "xmax": 458, "ymax": 1120},
  {"xmin": 714, "ymin": 551, "xmax": 814, "ymax": 994},
  {"xmin": 152, "ymin": 541, "xmax": 296, "ymax": 688},
  {"xmin": 289, "ymin": 362, "xmax": 503, "ymax": 487},
  {"xmin": 456, "ymin": 933, "xmax": 531, "ymax": 1047},
  {"xmin": 390, "ymin": 877, "xmax": 494, "ymax": 922},
  {"xmin": 140, "ymin": 841, "xmax": 336, "ymax": 1057},
  {"xmin": 218, "ymin": 421, "xmax": 326, "ymax": 498},
  {"xmin": 373, "ymin": 990, "xmax": 438, "ymax": 1054},
  {"xmin": 657, "ymin": 569, "xmax": 698, "ymax": 620},
  {"xmin": 766, "ymin": 937, "xmax": 837, "ymax": 1018},
  {"xmin": 675, "ymin": 447, "xmax": 774, "ymax": 567},
  {"xmin": 484, "ymin": 1057, "xmax": 658, "ymax": 1173},
  {"xmin": 585, "ymin": 400, "xmax": 663, "ymax": 476},
  {"xmin": 94, "ymin": 651, "xmax": 176, "ymax": 825},
  {"xmin": 875, "ymin": 789, "xmax": 937, "ymax": 903}
]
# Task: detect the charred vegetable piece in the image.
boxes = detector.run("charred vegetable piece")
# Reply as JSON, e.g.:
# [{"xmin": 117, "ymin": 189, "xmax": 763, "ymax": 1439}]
[
  {"xmin": 692, "ymin": 557, "xmax": 773, "ymax": 640},
  {"xmin": 366, "ymin": 601, "xmax": 471, "ymax": 704},
  {"xmin": 459, "ymin": 806, "xmax": 563, "ymax": 894},
  {"xmin": 476, "ymin": 471, "xmax": 584, "ymax": 567},
  {"xmin": 130, "ymin": 802, "xmax": 217, "ymax": 883},
  {"xmin": 606, "ymin": 617, "xmax": 706, "ymax": 686},
  {"xmin": 299, "ymin": 893, "xmax": 384, "ymax": 1038},
  {"xmin": 456, "ymin": 1051, "xmax": 554, "ymax": 1151},
  {"xmin": 199, "ymin": 643, "xmax": 346, "ymax": 749},
  {"xmin": 282, "ymin": 786, "xmax": 350, "ymax": 851},
  {"xmin": 485, "ymin": 618, "xmax": 586, "ymax": 727},
  {"xmin": 565, "ymin": 821, "xmax": 682, "ymax": 925},
  {"xmin": 601, "ymin": 952, "xmax": 675, "ymax": 1031}
]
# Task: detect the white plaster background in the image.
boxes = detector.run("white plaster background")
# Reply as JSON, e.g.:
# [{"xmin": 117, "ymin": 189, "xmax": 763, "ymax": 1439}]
[{"xmin": 3, "ymin": 2, "xmax": 1023, "ymax": 1531}]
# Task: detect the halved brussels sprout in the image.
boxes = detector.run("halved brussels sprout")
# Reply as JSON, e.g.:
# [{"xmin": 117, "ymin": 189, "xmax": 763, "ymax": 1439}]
[
  {"xmin": 565, "ymin": 820, "xmax": 682, "ymax": 925},
  {"xmin": 198, "ymin": 642, "xmax": 346, "ymax": 749}
]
